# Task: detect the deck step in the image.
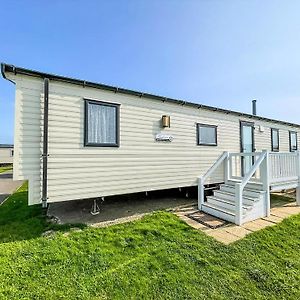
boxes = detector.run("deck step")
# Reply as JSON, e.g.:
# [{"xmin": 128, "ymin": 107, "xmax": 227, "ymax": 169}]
[
  {"xmin": 245, "ymin": 183, "xmax": 264, "ymax": 191},
  {"xmin": 201, "ymin": 203, "xmax": 235, "ymax": 223},
  {"xmin": 206, "ymin": 196, "xmax": 250, "ymax": 213},
  {"xmin": 214, "ymin": 190, "xmax": 259, "ymax": 205},
  {"xmin": 220, "ymin": 184, "xmax": 264, "ymax": 198},
  {"xmin": 226, "ymin": 180, "xmax": 263, "ymax": 191},
  {"xmin": 201, "ymin": 179, "xmax": 266, "ymax": 224}
]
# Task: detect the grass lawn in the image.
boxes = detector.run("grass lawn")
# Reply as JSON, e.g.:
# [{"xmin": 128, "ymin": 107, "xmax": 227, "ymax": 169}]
[
  {"xmin": 0, "ymin": 165, "xmax": 12, "ymax": 174},
  {"xmin": 0, "ymin": 184, "xmax": 299, "ymax": 299}
]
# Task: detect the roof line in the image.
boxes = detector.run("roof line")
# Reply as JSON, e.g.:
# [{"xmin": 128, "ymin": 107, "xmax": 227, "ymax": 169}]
[
  {"xmin": 0, "ymin": 144, "xmax": 14, "ymax": 148},
  {"xmin": 1, "ymin": 63, "xmax": 300, "ymax": 128}
]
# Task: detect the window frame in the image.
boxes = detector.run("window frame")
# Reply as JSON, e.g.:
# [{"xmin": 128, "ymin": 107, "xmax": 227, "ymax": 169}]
[
  {"xmin": 84, "ymin": 99, "xmax": 120, "ymax": 147},
  {"xmin": 196, "ymin": 123, "xmax": 218, "ymax": 146},
  {"xmin": 289, "ymin": 131, "xmax": 298, "ymax": 152},
  {"xmin": 271, "ymin": 128, "xmax": 279, "ymax": 152}
]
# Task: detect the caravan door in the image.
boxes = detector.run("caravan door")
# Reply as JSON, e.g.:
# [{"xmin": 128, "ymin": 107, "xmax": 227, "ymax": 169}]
[{"xmin": 240, "ymin": 121, "xmax": 255, "ymax": 176}]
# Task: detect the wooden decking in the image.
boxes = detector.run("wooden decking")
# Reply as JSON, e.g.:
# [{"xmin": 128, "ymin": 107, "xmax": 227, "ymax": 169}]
[
  {"xmin": 173, "ymin": 196, "xmax": 300, "ymax": 244},
  {"xmin": 199, "ymin": 151, "xmax": 300, "ymax": 225}
]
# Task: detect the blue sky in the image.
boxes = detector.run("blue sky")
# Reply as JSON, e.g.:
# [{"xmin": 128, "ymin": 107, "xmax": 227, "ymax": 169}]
[{"xmin": 1, "ymin": 0, "xmax": 300, "ymax": 144}]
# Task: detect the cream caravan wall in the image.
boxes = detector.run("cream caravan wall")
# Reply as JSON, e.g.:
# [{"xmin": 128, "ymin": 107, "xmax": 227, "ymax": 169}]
[
  {"xmin": 7, "ymin": 73, "xmax": 300, "ymax": 205},
  {"xmin": 0, "ymin": 148, "xmax": 13, "ymax": 164}
]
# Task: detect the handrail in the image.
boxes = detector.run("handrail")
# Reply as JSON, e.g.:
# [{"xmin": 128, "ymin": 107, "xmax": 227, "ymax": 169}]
[
  {"xmin": 229, "ymin": 152, "xmax": 262, "ymax": 157},
  {"xmin": 201, "ymin": 151, "xmax": 229, "ymax": 182},
  {"xmin": 198, "ymin": 151, "xmax": 229, "ymax": 210},
  {"xmin": 240, "ymin": 151, "xmax": 267, "ymax": 190},
  {"xmin": 235, "ymin": 150, "xmax": 268, "ymax": 225}
]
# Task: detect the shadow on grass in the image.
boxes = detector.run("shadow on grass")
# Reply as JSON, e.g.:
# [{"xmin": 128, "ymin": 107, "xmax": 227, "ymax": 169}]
[
  {"xmin": 0, "ymin": 182, "xmax": 86, "ymax": 243},
  {"xmin": 270, "ymin": 193, "xmax": 296, "ymax": 208}
]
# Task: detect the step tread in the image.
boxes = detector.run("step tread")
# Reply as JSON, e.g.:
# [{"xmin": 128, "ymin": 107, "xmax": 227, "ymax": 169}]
[
  {"xmin": 214, "ymin": 190, "xmax": 260, "ymax": 202},
  {"xmin": 207, "ymin": 195, "xmax": 252, "ymax": 210},
  {"xmin": 221, "ymin": 184, "xmax": 265, "ymax": 194},
  {"xmin": 202, "ymin": 203, "xmax": 235, "ymax": 216}
]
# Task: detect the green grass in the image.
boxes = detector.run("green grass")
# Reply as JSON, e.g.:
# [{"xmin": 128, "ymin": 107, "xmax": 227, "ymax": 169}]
[
  {"xmin": 0, "ymin": 165, "xmax": 12, "ymax": 174},
  {"xmin": 0, "ymin": 185, "xmax": 299, "ymax": 299}
]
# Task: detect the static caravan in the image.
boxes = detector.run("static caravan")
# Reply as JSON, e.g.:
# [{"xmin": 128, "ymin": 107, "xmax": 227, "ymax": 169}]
[
  {"xmin": 0, "ymin": 144, "xmax": 14, "ymax": 165},
  {"xmin": 2, "ymin": 63, "xmax": 300, "ymax": 225}
]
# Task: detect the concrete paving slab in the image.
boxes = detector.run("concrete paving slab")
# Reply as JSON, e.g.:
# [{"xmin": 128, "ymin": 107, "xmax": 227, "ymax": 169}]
[
  {"xmin": 275, "ymin": 206, "xmax": 300, "ymax": 214},
  {"xmin": 224, "ymin": 225, "xmax": 252, "ymax": 238},
  {"xmin": 181, "ymin": 216, "xmax": 210, "ymax": 230},
  {"xmin": 242, "ymin": 219, "xmax": 274, "ymax": 232},
  {"xmin": 270, "ymin": 210, "xmax": 292, "ymax": 218},
  {"xmin": 206, "ymin": 229, "xmax": 240, "ymax": 245},
  {"xmin": 262, "ymin": 215, "xmax": 283, "ymax": 224},
  {"xmin": 175, "ymin": 200, "xmax": 299, "ymax": 245}
]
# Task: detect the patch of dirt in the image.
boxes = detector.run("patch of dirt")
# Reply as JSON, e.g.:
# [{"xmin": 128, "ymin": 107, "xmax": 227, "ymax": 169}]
[
  {"xmin": 48, "ymin": 195, "xmax": 197, "ymax": 227},
  {"xmin": 42, "ymin": 230, "xmax": 56, "ymax": 238},
  {"xmin": 63, "ymin": 227, "xmax": 83, "ymax": 237}
]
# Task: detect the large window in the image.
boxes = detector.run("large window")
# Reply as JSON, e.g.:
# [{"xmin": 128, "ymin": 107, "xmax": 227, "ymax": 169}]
[
  {"xmin": 197, "ymin": 124, "xmax": 217, "ymax": 146},
  {"xmin": 289, "ymin": 131, "xmax": 298, "ymax": 152},
  {"xmin": 84, "ymin": 99, "xmax": 120, "ymax": 147},
  {"xmin": 271, "ymin": 128, "xmax": 279, "ymax": 152}
]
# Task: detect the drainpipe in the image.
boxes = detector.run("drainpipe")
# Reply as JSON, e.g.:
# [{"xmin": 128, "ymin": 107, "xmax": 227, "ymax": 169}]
[
  {"xmin": 252, "ymin": 99, "xmax": 257, "ymax": 116},
  {"xmin": 42, "ymin": 78, "xmax": 49, "ymax": 208}
]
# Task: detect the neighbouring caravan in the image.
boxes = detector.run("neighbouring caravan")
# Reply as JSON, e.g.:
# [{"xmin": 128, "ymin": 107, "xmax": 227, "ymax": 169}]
[
  {"xmin": 0, "ymin": 144, "xmax": 14, "ymax": 165},
  {"xmin": 2, "ymin": 64, "xmax": 300, "ymax": 225}
]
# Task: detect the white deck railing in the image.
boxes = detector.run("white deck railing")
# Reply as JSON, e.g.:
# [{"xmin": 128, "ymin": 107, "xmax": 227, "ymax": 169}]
[
  {"xmin": 198, "ymin": 150, "xmax": 300, "ymax": 225},
  {"xmin": 269, "ymin": 152, "xmax": 299, "ymax": 183},
  {"xmin": 228, "ymin": 152, "xmax": 262, "ymax": 182}
]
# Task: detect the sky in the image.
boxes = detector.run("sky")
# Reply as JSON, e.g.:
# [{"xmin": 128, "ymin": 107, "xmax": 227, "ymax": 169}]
[{"xmin": 1, "ymin": 0, "xmax": 300, "ymax": 144}]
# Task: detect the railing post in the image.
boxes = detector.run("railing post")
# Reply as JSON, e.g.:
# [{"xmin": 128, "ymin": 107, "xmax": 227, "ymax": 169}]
[
  {"xmin": 198, "ymin": 177, "xmax": 204, "ymax": 210},
  {"xmin": 235, "ymin": 183, "xmax": 243, "ymax": 225},
  {"xmin": 297, "ymin": 151, "xmax": 300, "ymax": 206},
  {"xmin": 224, "ymin": 152, "xmax": 229, "ymax": 184},
  {"xmin": 261, "ymin": 150, "xmax": 270, "ymax": 216}
]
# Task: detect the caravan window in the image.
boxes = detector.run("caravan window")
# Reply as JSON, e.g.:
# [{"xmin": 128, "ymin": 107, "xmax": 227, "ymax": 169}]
[
  {"xmin": 84, "ymin": 99, "xmax": 120, "ymax": 147},
  {"xmin": 197, "ymin": 124, "xmax": 217, "ymax": 146},
  {"xmin": 271, "ymin": 128, "xmax": 279, "ymax": 152},
  {"xmin": 289, "ymin": 131, "xmax": 298, "ymax": 152}
]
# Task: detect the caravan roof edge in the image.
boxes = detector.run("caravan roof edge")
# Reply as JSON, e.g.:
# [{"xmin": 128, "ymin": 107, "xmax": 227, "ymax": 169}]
[{"xmin": 1, "ymin": 62, "xmax": 300, "ymax": 128}]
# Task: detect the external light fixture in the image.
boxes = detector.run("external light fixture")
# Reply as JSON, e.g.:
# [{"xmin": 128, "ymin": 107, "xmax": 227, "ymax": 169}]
[{"xmin": 162, "ymin": 115, "xmax": 170, "ymax": 128}]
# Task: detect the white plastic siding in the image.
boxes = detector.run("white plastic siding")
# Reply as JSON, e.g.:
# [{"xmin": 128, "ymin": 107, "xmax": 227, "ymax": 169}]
[
  {"xmin": 11, "ymin": 75, "xmax": 43, "ymax": 205},
  {"xmin": 8, "ymin": 73, "xmax": 300, "ymax": 205}
]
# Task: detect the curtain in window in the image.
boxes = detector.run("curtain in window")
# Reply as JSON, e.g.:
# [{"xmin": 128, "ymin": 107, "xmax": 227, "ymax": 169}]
[
  {"xmin": 290, "ymin": 132, "xmax": 297, "ymax": 151},
  {"xmin": 199, "ymin": 126, "xmax": 216, "ymax": 144},
  {"xmin": 272, "ymin": 129, "xmax": 279, "ymax": 150},
  {"xmin": 87, "ymin": 103, "xmax": 116, "ymax": 144}
]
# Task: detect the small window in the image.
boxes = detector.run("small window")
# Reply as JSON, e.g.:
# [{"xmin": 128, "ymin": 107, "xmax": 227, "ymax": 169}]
[
  {"xmin": 271, "ymin": 128, "xmax": 279, "ymax": 152},
  {"xmin": 289, "ymin": 131, "xmax": 298, "ymax": 152},
  {"xmin": 84, "ymin": 99, "xmax": 120, "ymax": 147},
  {"xmin": 197, "ymin": 124, "xmax": 217, "ymax": 146}
]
